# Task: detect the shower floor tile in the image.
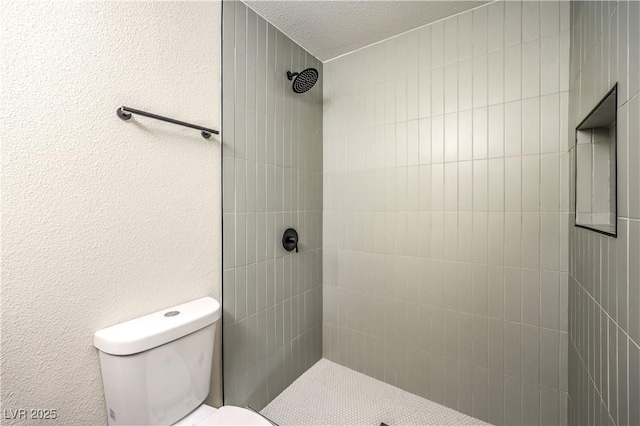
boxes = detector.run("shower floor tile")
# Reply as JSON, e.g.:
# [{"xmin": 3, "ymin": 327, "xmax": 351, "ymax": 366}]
[{"xmin": 261, "ymin": 358, "xmax": 490, "ymax": 426}]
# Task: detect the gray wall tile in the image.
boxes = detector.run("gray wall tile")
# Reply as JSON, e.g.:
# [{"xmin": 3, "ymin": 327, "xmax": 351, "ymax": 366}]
[
  {"xmin": 522, "ymin": 325, "xmax": 541, "ymax": 384},
  {"xmin": 629, "ymin": 342, "xmax": 640, "ymax": 426},
  {"xmin": 330, "ymin": 16, "xmax": 569, "ymax": 424},
  {"xmin": 445, "ymin": 358, "xmax": 459, "ymax": 409},
  {"xmin": 458, "ymin": 362, "xmax": 473, "ymax": 415},
  {"xmin": 472, "ymin": 367, "xmax": 489, "ymax": 421},
  {"xmin": 431, "ymin": 354, "xmax": 446, "ymax": 404},
  {"xmin": 222, "ymin": 0, "xmax": 322, "ymax": 410},
  {"xmin": 541, "ymin": 329, "xmax": 560, "ymax": 389},
  {"xmin": 505, "ymin": 267, "xmax": 522, "ymax": 322},
  {"xmin": 541, "ymin": 271, "xmax": 560, "ymax": 330},
  {"xmin": 541, "ymin": 386, "xmax": 560, "ymax": 426},
  {"xmin": 489, "ymin": 318, "xmax": 505, "ymax": 373},
  {"xmin": 473, "ymin": 317, "xmax": 489, "ymax": 368},
  {"xmin": 488, "ymin": 371, "xmax": 505, "ymax": 425},
  {"xmin": 568, "ymin": 2, "xmax": 640, "ymax": 425},
  {"xmin": 505, "ymin": 322, "xmax": 522, "ymax": 378},
  {"xmin": 505, "ymin": 375, "xmax": 523, "ymax": 425},
  {"xmin": 522, "ymin": 382, "xmax": 541, "ymax": 426},
  {"xmin": 522, "ymin": 269, "xmax": 541, "ymax": 326}
]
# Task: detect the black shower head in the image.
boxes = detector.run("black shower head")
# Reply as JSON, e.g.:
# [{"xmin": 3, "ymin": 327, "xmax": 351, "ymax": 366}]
[{"xmin": 287, "ymin": 68, "xmax": 318, "ymax": 94}]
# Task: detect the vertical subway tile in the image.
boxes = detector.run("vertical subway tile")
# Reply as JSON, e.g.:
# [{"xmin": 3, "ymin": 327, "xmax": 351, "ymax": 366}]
[
  {"xmin": 419, "ymin": 26, "xmax": 431, "ymax": 71},
  {"xmin": 504, "ymin": 45, "xmax": 522, "ymax": 102},
  {"xmin": 488, "ymin": 159, "xmax": 504, "ymax": 212},
  {"xmin": 541, "ymin": 328, "xmax": 560, "ymax": 389},
  {"xmin": 472, "ymin": 7, "xmax": 488, "ymax": 56},
  {"xmin": 540, "ymin": 1, "xmax": 560, "ymax": 38},
  {"xmin": 540, "ymin": 386, "xmax": 560, "ymax": 426},
  {"xmin": 629, "ymin": 341, "xmax": 640, "ymax": 426},
  {"xmin": 522, "ymin": 39, "xmax": 540, "ymax": 99},
  {"xmin": 488, "ymin": 318, "xmax": 504, "ymax": 372},
  {"xmin": 521, "ymin": 0, "xmax": 539, "ymax": 42},
  {"xmin": 504, "ymin": 321, "xmax": 521, "ymax": 378},
  {"xmin": 488, "ymin": 50, "xmax": 504, "ymax": 106},
  {"xmin": 487, "ymin": 1, "xmax": 504, "ymax": 51},
  {"xmin": 541, "ymin": 34, "xmax": 560, "ymax": 96},
  {"xmin": 505, "ymin": 267, "xmax": 522, "ymax": 322},
  {"xmin": 504, "ymin": 1, "xmax": 522, "ymax": 47},
  {"xmin": 488, "ymin": 371, "xmax": 505, "ymax": 425},
  {"xmin": 473, "ymin": 54, "xmax": 488, "ymax": 109},
  {"xmin": 522, "ymin": 324, "xmax": 540, "ymax": 383},
  {"xmin": 505, "ymin": 375, "xmax": 523, "ymax": 425},
  {"xmin": 522, "ymin": 98, "xmax": 540, "ymax": 155},
  {"xmin": 445, "ymin": 357, "xmax": 459, "ymax": 409},
  {"xmin": 458, "ymin": 362, "xmax": 473, "ymax": 415},
  {"xmin": 472, "ymin": 367, "xmax": 489, "ymax": 421},
  {"xmin": 431, "ymin": 21, "xmax": 444, "ymax": 68},
  {"xmin": 504, "ymin": 100, "xmax": 522, "ymax": 157},
  {"xmin": 522, "ymin": 381, "xmax": 541, "ymax": 426},
  {"xmin": 488, "ymin": 104, "xmax": 504, "ymax": 157},
  {"xmin": 541, "ymin": 271, "xmax": 560, "ymax": 330}
]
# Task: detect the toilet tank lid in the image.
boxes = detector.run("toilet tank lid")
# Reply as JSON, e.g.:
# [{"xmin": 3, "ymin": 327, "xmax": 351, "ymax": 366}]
[{"xmin": 94, "ymin": 297, "xmax": 221, "ymax": 355}]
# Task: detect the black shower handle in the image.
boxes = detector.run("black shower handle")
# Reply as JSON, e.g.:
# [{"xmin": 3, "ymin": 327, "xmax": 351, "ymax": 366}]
[
  {"xmin": 282, "ymin": 228, "xmax": 299, "ymax": 253},
  {"xmin": 285, "ymin": 236, "xmax": 298, "ymax": 252}
]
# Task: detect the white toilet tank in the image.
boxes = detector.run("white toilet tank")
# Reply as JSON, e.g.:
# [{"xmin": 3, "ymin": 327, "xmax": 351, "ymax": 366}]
[{"xmin": 94, "ymin": 297, "xmax": 221, "ymax": 426}]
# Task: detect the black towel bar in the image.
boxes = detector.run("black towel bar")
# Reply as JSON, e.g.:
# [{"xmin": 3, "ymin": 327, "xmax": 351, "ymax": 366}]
[{"xmin": 117, "ymin": 106, "xmax": 219, "ymax": 139}]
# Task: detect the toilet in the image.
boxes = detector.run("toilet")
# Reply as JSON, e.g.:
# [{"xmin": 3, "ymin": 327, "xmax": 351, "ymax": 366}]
[{"xmin": 94, "ymin": 297, "xmax": 271, "ymax": 426}]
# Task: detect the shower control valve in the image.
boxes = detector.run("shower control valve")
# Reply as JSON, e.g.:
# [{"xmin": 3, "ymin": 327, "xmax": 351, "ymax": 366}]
[{"xmin": 282, "ymin": 228, "xmax": 299, "ymax": 253}]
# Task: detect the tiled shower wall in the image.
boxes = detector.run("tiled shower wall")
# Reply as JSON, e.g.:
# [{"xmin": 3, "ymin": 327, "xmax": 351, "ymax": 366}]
[
  {"xmin": 221, "ymin": 1, "xmax": 323, "ymax": 411},
  {"xmin": 568, "ymin": 2, "xmax": 640, "ymax": 426},
  {"xmin": 323, "ymin": 1, "xmax": 571, "ymax": 425}
]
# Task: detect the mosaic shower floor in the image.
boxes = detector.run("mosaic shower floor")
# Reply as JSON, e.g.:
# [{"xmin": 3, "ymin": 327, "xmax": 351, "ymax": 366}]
[{"xmin": 261, "ymin": 358, "xmax": 490, "ymax": 426}]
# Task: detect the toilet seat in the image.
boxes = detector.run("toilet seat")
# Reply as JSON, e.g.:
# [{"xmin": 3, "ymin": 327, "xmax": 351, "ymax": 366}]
[
  {"xmin": 199, "ymin": 406, "xmax": 272, "ymax": 425},
  {"xmin": 175, "ymin": 404, "xmax": 271, "ymax": 426}
]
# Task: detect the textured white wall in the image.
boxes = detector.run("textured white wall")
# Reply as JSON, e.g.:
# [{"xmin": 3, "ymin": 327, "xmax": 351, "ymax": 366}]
[{"xmin": 1, "ymin": 2, "xmax": 221, "ymax": 425}]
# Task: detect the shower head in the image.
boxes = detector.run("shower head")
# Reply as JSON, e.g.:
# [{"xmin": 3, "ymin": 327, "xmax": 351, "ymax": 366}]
[{"xmin": 287, "ymin": 68, "xmax": 318, "ymax": 94}]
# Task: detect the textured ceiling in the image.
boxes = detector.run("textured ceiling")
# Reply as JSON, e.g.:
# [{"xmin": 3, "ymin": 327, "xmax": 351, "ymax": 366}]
[{"xmin": 244, "ymin": 1, "xmax": 490, "ymax": 62}]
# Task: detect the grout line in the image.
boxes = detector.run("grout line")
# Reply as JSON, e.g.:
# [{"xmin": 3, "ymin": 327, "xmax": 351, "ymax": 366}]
[
  {"xmin": 324, "ymin": 1, "xmax": 498, "ymax": 64},
  {"xmin": 569, "ymin": 337, "xmax": 617, "ymax": 426},
  {"xmin": 570, "ymin": 266, "xmax": 640, "ymax": 353},
  {"xmin": 239, "ymin": 1, "xmax": 323, "ymax": 65}
]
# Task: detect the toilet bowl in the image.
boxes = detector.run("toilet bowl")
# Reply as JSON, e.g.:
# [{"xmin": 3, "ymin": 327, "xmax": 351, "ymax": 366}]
[
  {"xmin": 94, "ymin": 297, "xmax": 271, "ymax": 426},
  {"xmin": 175, "ymin": 404, "xmax": 271, "ymax": 426}
]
